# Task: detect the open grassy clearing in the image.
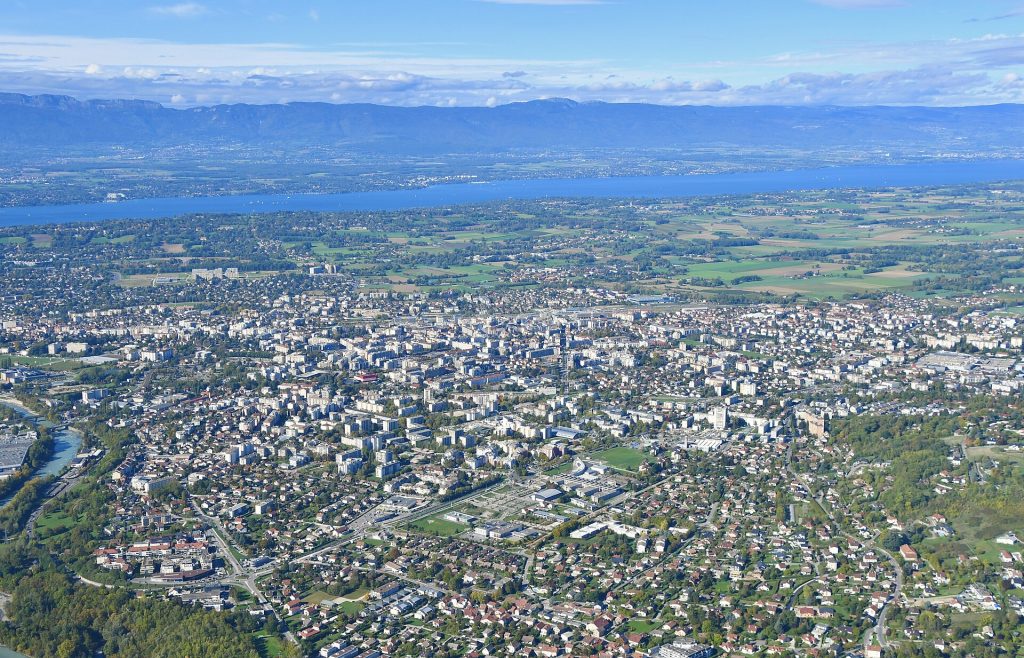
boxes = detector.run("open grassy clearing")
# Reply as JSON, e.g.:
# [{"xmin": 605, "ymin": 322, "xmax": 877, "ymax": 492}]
[
  {"xmin": 36, "ymin": 509, "xmax": 77, "ymax": 533},
  {"xmin": 965, "ymin": 445, "xmax": 1024, "ymax": 465},
  {"xmin": 253, "ymin": 632, "xmax": 287, "ymax": 658},
  {"xmin": 91, "ymin": 235, "xmax": 136, "ymax": 245},
  {"xmin": 115, "ymin": 273, "xmax": 190, "ymax": 288},
  {"xmin": 593, "ymin": 446, "xmax": 651, "ymax": 472},
  {"xmin": 543, "ymin": 461, "xmax": 573, "ymax": 475},
  {"xmin": 30, "ymin": 233, "xmax": 53, "ymax": 248},
  {"xmin": 407, "ymin": 514, "xmax": 468, "ymax": 537},
  {"xmin": 0, "ymin": 355, "xmax": 85, "ymax": 371},
  {"xmin": 336, "ymin": 600, "xmax": 365, "ymax": 615}
]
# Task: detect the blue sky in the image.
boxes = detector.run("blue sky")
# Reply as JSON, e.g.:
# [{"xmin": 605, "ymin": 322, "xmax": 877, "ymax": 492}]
[{"xmin": 1, "ymin": 0, "xmax": 1023, "ymax": 106}]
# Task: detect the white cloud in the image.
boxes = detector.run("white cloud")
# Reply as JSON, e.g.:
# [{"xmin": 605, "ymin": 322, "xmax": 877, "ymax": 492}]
[
  {"xmin": 121, "ymin": 66, "xmax": 161, "ymax": 80},
  {"xmin": 1, "ymin": 31, "xmax": 1023, "ymax": 107},
  {"xmin": 150, "ymin": 3, "xmax": 208, "ymax": 18},
  {"xmin": 0, "ymin": 33, "xmax": 593, "ymax": 75},
  {"xmin": 733, "ymin": 66, "xmax": 992, "ymax": 105}
]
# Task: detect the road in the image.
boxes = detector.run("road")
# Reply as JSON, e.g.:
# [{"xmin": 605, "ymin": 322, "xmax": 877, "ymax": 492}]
[
  {"xmin": 869, "ymin": 543, "xmax": 904, "ymax": 650},
  {"xmin": 787, "ymin": 575, "xmax": 825, "ymax": 609},
  {"xmin": 187, "ymin": 498, "xmax": 298, "ymax": 645},
  {"xmin": 785, "ymin": 442, "xmax": 903, "ymax": 651},
  {"xmin": 25, "ymin": 462, "xmax": 91, "ymax": 540},
  {"xmin": 295, "ymin": 478, "xmax": 504, "ymax": 566}
]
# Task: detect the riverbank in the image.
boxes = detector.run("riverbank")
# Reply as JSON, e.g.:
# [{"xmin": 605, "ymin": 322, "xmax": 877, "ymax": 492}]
[
  {"xmin": 0, "ymin": 593, "xmax": 26, "ymax": 658},
  {"xmin": 0, "ymin": 398, "xmax": 82, "ymax": 508}
]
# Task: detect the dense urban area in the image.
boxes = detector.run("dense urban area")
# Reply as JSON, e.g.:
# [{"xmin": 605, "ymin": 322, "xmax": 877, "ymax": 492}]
[{"xmin": 0, "ymin": 183, "xmax": 1022, "ymax": 658}]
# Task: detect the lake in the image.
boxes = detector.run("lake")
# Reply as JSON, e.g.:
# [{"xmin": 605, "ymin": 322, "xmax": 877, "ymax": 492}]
[{"xmin": 2, "ymin": 159, "xmax": 1024, "ymax": 227}]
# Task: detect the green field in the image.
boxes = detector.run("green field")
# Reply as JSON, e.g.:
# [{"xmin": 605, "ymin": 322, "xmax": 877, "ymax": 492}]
[
  {"xmin": 4, "ymin": 183, "xmax": 1024, "ymax": 302},
  {"xmin": 627, "ymin": 618, "xmax": 660, "ymax": 633},
  {"xmin": 336, "ymin": 600, "xmax": 365, "ymax": 615},
  {"xmin": 407, "ymin": 514, "xmax": 468, "ymax": 536},
  {"xmin": 36, "ymin": 510, "xmax": 76, "ymax": 533},
  {"xmin": 965, "ymin": 446, "xmax": 1024, "ymax": 465},
  {"xmin": 254, "ymin": 633, "xmax": 287, "ymax": 658},
  {"xmin": 302, "ymin": 591, "xmax": 335, "ymax": 605},
  {"xmin": 0, "ymin": 355, "xmax": 85, "ymax": 371},
  {"xmin": 594, "ymin": 447, "xmax": 650, "ymax": 471},
  {"xmin": 341, "ymin": 586, "xmax": 369, "ymax": 601},
  {"xmin": 543, "ymin": 461, "xmax": 573, "ymax": 475}
]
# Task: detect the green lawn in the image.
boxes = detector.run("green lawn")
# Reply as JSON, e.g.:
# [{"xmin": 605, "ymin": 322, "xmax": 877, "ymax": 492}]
[
  {"xmin": 303, "ymin": 591, "xmax": 335, "ymax": 605},
  {"xmin": 36, "ymin": 510, "xmax": 76, "ymax": 533},
  {"xmin": 340, "ymin": 586, "xmax": 369, "ymax": 601},
  {"xmin": 627, "ymin": 618, "xmax": 660, "ymax": 633},
  {"xmin": 0, "ymin": 355, "xmax": 85, "ymax": 371},
  {"xmin": 407, "ymin": 515, "xmax": 468, "ymax": 537},
  {"xmin": 594, "ymin": 447, "xmax": 650, "ymax": 471},
  {"xmin": 254, "ymin": 633, "xmax": 287, "ymax": 658},
  {"xmin": 337, "ymin": 600, "xmax": 365, "ymax": 615},
  {"xmin": 965, "ymin": 446, "xmax": 1024, "ymax": 466},
  {"xmin": 543, "ymin": 461, "xmax": 573, "ymax": 475}
]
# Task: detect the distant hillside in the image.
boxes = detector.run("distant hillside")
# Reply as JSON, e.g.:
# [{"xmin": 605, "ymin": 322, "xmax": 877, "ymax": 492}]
[{"xmin": 3, "ymin": 93, "xmax": 1024, "ymax": 154}]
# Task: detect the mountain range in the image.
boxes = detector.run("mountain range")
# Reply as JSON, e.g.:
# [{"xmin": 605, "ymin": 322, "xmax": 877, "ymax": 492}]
[{"xmin": 4, "ymin": 93, "xmax": 1024, "ymax": 155}]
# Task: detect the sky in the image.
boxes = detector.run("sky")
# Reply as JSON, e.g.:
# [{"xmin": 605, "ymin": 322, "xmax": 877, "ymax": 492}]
[{"xmin": 1, "ymin": 0, "xmax": 1024, "ymax": 107}]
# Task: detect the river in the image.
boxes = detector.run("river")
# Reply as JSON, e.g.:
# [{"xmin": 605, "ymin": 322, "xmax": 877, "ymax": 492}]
[
  {"xmin": 0, "ymin": 399, "xmax": 79, "ymax": 658},
  {"xmin": 2, "ymin": 159, "xmax": 1024, "ymax": 227},
  {"xmin": 0, "ymin": 398, "xmax": 82, "ymax": 507}
]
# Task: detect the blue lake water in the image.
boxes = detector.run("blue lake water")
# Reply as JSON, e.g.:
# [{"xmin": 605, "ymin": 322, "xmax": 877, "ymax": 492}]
[{"xmin": 3, "ymin": 160, "xmax": 1024, "ymax": 227}]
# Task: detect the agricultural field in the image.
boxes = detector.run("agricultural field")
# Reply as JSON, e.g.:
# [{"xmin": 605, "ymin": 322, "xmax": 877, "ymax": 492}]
[{"xmin": 3, "ymin": 182, "xmax": 1024, "ymax": 304}]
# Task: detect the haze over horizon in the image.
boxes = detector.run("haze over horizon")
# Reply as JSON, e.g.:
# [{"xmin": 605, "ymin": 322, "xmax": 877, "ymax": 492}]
[{"xmin": 2, "ymin": 0, "xmax": 1024, "ymax": 108}]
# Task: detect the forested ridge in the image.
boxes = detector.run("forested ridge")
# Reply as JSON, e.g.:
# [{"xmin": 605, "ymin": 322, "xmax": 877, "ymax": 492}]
[{"xmin": 0, "ymin": 543, "xmax": 260, "ymax": 658}]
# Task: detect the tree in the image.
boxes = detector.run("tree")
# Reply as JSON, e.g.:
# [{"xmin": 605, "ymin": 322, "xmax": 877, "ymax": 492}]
[{"xmin": 57, "ymin": 639, "xmax": 83, "ymax": 658}]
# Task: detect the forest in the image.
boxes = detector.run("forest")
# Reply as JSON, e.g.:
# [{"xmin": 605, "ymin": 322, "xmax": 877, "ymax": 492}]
[{"xmin": 0, "ymin": 544, "xmax": 261, "ymax": 658}]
